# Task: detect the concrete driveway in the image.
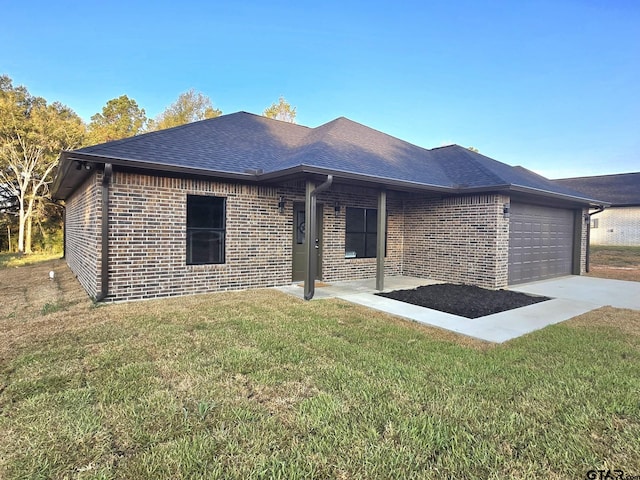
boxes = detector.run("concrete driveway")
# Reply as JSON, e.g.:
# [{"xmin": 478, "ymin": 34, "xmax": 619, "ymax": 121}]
[
  {"xmin": 281, "ymin": 275, "xmax": 640, "ymax": 344},
  {"xmin": 510, "ymin": 275, "xmax": 640, "ymax": 310}
]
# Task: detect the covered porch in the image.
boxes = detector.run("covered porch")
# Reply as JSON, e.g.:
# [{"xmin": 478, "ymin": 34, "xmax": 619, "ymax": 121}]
[{"xmin": 277, "ymin": 275, "xmax": 441, "ymax": 300}]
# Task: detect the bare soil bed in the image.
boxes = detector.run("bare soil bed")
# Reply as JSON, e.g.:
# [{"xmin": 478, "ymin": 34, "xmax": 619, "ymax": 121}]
[{"xmin": 377, "ymin": 283, "xmax": 550, "ymax": 319}]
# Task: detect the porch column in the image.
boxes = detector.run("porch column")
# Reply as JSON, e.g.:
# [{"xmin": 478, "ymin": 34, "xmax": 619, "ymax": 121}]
[
  {"xmin": 376, "ymin": 189, "xmax": 386, "ymax": 291},
  {"xmin": 304, "ymin": 180, "xmax": 315, "ymax": 300}
]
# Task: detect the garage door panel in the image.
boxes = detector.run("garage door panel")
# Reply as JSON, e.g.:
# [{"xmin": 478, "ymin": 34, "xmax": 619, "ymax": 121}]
[{"xmin": 509, "ymin": 203, "xmax": 575, "ymax": 284}]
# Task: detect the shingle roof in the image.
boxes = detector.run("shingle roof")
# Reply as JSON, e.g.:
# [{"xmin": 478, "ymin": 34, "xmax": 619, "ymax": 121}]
[
  {"xmin": 555, "ymin": 173, "xmax": 640, "ymax": 206},
  {"xmin": 54, "ymin": 111, "xmax": 602, "ymax": 205}
]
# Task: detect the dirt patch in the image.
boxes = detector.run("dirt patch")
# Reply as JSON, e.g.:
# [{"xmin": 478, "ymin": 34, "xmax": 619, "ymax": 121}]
[
  {"xmin": 376, "ymin": 283, "xmax": 550, "ymax": 319},
  {"xmin": 0, "ymin": 259, "xmax": 105, "ymax": 359},
  {"xmin": 587, "ymin": 246, "xmax": 640, "ymax": 282},
  {"xmin": 587, "ymin": 266, "xmax": 640, "ymax": 282}
]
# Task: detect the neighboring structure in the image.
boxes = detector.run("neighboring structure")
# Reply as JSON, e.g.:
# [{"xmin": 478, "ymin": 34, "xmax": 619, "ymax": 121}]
[
  {"xmin": 556, "ymin": 173, "xmax": 640, "ymax": 246},
  {"xmin": 53, "ymin": 112, "xmax": 604, "ymax": 302}
]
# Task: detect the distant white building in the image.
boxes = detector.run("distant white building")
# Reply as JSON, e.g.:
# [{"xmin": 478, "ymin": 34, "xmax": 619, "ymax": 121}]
[{"xmin": 556, "ymin": 173, "xmax": 640, "ymax": 246}]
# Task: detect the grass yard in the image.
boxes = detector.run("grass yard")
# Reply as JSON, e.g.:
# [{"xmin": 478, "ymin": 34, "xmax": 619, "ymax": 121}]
[
  {"xmin": 1, "ymin": 260, "xmax": 639, "ymax": 479},
  {"xmin": 588, "ymin": 245, "xmax": 640, "ymax": 282},
  {"xmin": 0, "ymin": 251, "xmax": 63, "ymax": 269}
]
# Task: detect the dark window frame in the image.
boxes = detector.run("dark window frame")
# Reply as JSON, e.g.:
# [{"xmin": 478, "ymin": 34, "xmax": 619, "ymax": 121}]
[
  {"xmin": 186, "ymin": 195, "xmax": 226, "ymax": 265},
  {"xmin": 345, "ymin": 207, "xmax": 386, "ymax": 259}
]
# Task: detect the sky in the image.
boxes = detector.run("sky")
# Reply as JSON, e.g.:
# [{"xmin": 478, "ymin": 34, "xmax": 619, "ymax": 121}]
[{"xmin": 2, "ymin": 0, "xmax": 638, "ymax": 178}]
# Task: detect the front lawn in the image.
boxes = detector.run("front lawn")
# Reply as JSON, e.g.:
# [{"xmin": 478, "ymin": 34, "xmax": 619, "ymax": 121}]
[{"xmin": 1, "ymin": 260, "xmax": 639, "ymax": 479}]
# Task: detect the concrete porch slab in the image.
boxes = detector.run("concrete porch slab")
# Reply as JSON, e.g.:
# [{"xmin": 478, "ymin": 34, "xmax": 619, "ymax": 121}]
[
  {"xmin": 276, "ymin": 276, "xmax": 443, "ymax": 300},
  {"xmin": 276, "ymin": 275, "xmax": 640, "ymax": 343}
]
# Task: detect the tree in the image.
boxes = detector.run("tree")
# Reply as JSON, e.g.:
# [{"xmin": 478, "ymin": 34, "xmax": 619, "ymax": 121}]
[
  {"xmin": 153, "ymin": 89, "xmax": 222, "ymax": 130},
  {"xmin": 263, "ymin": 96, "xmax": 297, "ymax": 123},
  {"xmin": 0, "ymin": 182, "xmax": 18, "ymax": 251},
  {"xmin": 87, "ymin": 95, "xmax": 148, "ymax": 144},
  {"xmin": 467, "ymin": 146, "xmax": 480, "ymax": 153},
  {"xmin": 0, "ymin": 75, "xmax": 85, "ymax": 253}
]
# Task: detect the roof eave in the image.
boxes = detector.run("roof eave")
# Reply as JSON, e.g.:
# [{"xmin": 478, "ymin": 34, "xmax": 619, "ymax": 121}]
[
  {"xmin": 53, "ymin": 152, "xmax": 611, "ymax": 208},
  {"xmin": 505, "ymin": 184, "xmax": 610, "ymax": 207},
  {"xmin": 52, "ymin": 151, "xmax": 262, "ymax": 200},
  {"xmin": 259, "ymin": 164, "xmax": 456, "ymax": 194},
  {"xmin": 51, "ymin": 151, "xmax": 75, "ymax": 200},
  {"xmin": 67, "ymin": 152, "xmax": 259, "ymax": 180}
]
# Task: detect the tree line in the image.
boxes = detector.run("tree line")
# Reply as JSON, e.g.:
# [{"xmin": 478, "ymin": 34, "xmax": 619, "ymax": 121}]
[{"xmin": 0, "ymin": 74, "xmax": 296, "ymax": 254}]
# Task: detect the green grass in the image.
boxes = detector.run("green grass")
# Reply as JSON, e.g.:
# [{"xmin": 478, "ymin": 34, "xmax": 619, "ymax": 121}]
[
  {"xmin": 0, "ymin": 251, "xmax": 62, "ymax": 269},
  {"xmin": 1, "ymin": 279, "xmax": 639, "ymax": 480}
]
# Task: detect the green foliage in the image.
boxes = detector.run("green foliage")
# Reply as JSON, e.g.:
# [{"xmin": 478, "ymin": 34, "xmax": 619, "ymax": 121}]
[
  {"xmin": 87, "ymin": 95, "xmax": 148, "ymax": 144},
  {"xmin": 263, "ymin": 96, "xmax": 297, "ymax": 123},
  {"xmin": 0, "ymin": 74, "xmax": 85, "ymax": 253},
  {"xmin": 152, "ymin": 89, "xmax": 222, "ymax": 131}
]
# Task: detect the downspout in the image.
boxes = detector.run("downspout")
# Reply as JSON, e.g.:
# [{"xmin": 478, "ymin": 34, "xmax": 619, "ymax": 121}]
[
  {"xmin": 96, "ymin": 163, "xmax": 113, "ymax": 302},
  {"xmin": 585, "ymin": 205, "xmax": 605, "ymax": 273},
  {"xmin": 304, "ymin": 175, "xmax": 333, "ymax": 300},
  {"xmin": 62, "ymin": 205, "xmax": 66, "ymax": 259}
]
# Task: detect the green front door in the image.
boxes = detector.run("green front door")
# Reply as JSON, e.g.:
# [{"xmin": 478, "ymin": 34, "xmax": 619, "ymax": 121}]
[{"xmin": 292, "ymin": 202, "xmax": 323, "ymax": 282}]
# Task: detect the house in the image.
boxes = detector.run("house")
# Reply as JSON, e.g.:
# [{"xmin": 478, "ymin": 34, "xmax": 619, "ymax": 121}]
[
  {"xmin": 555, "ymin": 173, "xmax": 640, "ymax": 246},
  {"xmin": 52, "ymin": 112, "xmax": 605, "ymax": 302}
]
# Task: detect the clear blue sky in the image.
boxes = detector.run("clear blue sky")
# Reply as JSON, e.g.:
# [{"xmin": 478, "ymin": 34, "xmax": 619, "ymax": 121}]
[{"xmin": 2, "ymin": 0, "xmax": 638, "ymax": 178}]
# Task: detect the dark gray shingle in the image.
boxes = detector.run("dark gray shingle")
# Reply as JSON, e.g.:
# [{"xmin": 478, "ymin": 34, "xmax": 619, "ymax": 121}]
[
  {"xmin": 56, "ymin": 111, "xmax": 602, "ymax": 204},
  {"xmin": 555, "ymin": 173, "xmax": 640, "ymax": 206}
]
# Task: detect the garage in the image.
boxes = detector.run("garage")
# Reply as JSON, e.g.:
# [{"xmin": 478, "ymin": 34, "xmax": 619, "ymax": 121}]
[{"xmin": 508, "ymin": 203, "xmax": 576, "ymax": 284}]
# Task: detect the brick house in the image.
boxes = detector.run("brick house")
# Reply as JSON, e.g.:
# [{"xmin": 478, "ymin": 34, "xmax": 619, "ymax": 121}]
[
  {"xmin": 555, "ymin": 173, "xmax": 640, "ymax": 246},
  {"xmin": 52, "ymin": 112, "xmax": 604, "ymax": 302}
]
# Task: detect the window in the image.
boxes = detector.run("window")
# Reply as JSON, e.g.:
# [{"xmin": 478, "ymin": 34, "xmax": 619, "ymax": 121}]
[
  {"xmin": 345, "ymin": 207, "xmax": 379, "ymax": 258},
  {"xmin": 590, "ymin": 218, "xmax": 599, "ymax": 229},
  {"xmin": 186, "ymin": 195, "xmax": 225, "ymax": 264}
]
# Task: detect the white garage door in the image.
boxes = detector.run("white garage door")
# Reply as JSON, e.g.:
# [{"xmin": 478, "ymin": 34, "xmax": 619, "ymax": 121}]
[{"xmin": 508, "ymin": 203, "xmax": 575, "ymax": 284}]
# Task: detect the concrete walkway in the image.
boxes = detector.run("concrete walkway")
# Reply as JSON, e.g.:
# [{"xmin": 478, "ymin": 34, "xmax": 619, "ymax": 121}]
[{"xmin": 277, "ymin": 275, "xmax": 640, "ymax": 343}]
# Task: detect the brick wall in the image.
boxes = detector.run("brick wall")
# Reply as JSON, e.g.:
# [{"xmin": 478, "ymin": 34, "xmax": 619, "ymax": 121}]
[
  {"xmin": 403, "ymin": 194, "xmax": 510, "ymax": 289},
  {"xmin": 590, "ymin": 207, "xmax": 640, "ymax": 246},
  {"xmin": 317, "ymin": 185, "xmax": 403, "ymax": 282},
  {"xmin": 105, "ymin": 171, "xmax": 292, "ymax": 301},
  {"xmin": 64, "ymin": 173, "xmax": 101, "ymax": 299},
  {"xmin": 64, "ymin": 168, "xmax": 588, "ymax": 302}
]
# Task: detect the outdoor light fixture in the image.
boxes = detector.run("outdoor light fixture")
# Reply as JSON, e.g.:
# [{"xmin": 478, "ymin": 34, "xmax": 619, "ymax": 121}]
[
  {"xmin": 334, "ymin": 201, "xmax": 340, "ymax": 215},
  {"xmin": 278, "ymin": 196, "xmax": 286, "ymax": 214},
  {"xmin": 503, "ymin": 203, "xmax": 510, "ymax": 218},
  {"xmin": 74, "ymin": 160, "xmax": 93, "ymax": 171}
]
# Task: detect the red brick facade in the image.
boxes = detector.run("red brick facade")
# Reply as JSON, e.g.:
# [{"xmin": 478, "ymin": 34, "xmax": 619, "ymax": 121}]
[{"xmin": 64, "ymin": 170, "xmax": 587, "ymax": 301}]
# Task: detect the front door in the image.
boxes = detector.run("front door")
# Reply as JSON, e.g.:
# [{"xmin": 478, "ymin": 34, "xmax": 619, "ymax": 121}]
[{"xmin": 292, "ymin": 202, "xmax": 323, "ymax": 281}]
